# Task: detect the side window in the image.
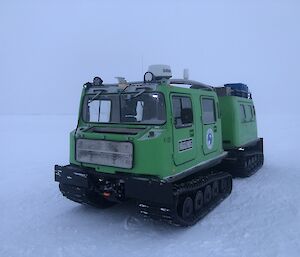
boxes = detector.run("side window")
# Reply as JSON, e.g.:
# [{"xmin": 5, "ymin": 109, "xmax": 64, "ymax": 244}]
[
  {"xmin": 202, "ymin": 98, "xmax": 216, "ymax": 124},
  {"xmin": 248, "ymin": 105, "xmax": 253, "ymax": 121},
  {"xmin": 240, "ymin": 104, "xmax": 246, "ymax": 122},
  {"xmin": 172, "ymin": 96, "xmax": 193, "ymax": 128},
  {"xmin": 88, "ymin": 100, "xmax": 111, "ymax": 122}
]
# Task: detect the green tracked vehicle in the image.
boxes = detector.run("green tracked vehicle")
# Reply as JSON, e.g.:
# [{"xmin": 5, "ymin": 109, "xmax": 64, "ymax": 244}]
[{"xmin": 54, "ymin": 65, "xmax": 264, "ymax": 226}]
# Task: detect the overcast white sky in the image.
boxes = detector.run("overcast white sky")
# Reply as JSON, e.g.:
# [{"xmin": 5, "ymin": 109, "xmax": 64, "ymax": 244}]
[{"xmin": 0, "ymin": 0, "xmax": 299, "ymax": 115}]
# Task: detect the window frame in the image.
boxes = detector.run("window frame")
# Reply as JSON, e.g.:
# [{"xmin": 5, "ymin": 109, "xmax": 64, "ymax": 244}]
[
  {"xmin": 81, "ymin": 92, "xmax": 167, "ymax": 125},
  {"xmin": 87, "ymin": 99, "xmax": 112, "ymax": 123},
  {"xmin": 172, "ymin": 95, "xmax": 194, "ymax": 129},
  {"xmin": 248, "ymin": 105, "xmax": 254, "ymax": 121},
  {"xmin": 240, "ymin": 104, "xmax": 247, "ymax": 122},
  {"xmin": 201, "ymin": 97, "xmax": 217, "ymax": 125}
]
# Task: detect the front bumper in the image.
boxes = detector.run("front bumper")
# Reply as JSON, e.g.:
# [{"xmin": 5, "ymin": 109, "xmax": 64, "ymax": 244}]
[
  {"xmin": 54, "ymin": 164, "xmax": 173, "ymax": 205},
  {"xmin": 55, "ymin": 165, "xmax": 89, "ymax": 188}
]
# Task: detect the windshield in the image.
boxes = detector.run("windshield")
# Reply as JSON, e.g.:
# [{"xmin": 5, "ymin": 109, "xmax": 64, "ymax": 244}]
[{"xmin": 82, "ymin": 92, "xmax": 166, "ymax": 125}]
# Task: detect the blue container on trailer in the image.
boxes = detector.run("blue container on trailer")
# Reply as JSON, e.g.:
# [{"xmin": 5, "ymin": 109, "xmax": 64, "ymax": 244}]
[{"xmin": 224, "ymin": 83, "xmax": 248, "ymax": 93}]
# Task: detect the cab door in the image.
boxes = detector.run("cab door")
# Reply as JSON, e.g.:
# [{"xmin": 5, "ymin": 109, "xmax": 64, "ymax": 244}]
[
  {"xmin": 171, "ymin": 94, "xmax": 196, "ymax": 165},
  {"xmin": 200, "ymin": 96, "xmax": 221, "ymax": 155}
]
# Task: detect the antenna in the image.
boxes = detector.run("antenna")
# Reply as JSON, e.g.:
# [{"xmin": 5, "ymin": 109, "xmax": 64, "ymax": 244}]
[
  {"xmin": 183, "ymin": 69, "xmax": 189, "ymax": 80},
  {"xmin": 115, "ymin": 77, "xmax": 127, "ymax": 84},
  {"xmin": 115, "ymin": 77, "xmax": 128, "ymax": 89}
]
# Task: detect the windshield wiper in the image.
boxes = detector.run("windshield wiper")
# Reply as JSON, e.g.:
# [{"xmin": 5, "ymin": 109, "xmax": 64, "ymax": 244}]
[
  {"xmin": 125, "ymin": 89, "xmax": 146, "ymax": 100},
  {"xmin": 88, "ymin": 89, "xmax": 105, "ymax": 103},
  {"xmin": 132, "ymin": 89, "xmax": 145, "ymax": 99},
  {"xmin": 120, "ymin": 84, "xmax": 133, "ymax": 93}
]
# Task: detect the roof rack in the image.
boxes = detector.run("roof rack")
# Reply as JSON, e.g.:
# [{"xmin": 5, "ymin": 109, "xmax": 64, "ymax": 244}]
[{"xmin": 215, "ymin": 84, "xmax": 252, "ymax": 99}]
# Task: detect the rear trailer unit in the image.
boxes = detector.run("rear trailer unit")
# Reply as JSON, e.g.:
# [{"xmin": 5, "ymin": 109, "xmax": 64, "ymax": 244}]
[
  {"xmin": 215, "ymin": 84, "xmax": 264, "ymax": 177},
  {"xmin": 54, "ymin": 65, "xmax": 263, "ymax": 226}
]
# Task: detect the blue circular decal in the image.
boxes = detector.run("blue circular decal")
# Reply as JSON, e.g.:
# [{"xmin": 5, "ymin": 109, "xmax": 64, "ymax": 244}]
[{"xmin": 206, "ymin": 128, "xmax": 214, "ymax": 150}]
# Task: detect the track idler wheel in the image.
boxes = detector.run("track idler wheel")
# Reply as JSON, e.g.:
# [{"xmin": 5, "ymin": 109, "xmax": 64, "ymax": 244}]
[
  {"xmin": 220, "ymin": 178, "xmax": 229, "ymax": 193},
  {"xmin": 181, "ymin": 196, "xmax": 194, "ymax": 219},
  {"xmin": 194, "ymin": 190, "xmax": 204, "ymax": 212}
]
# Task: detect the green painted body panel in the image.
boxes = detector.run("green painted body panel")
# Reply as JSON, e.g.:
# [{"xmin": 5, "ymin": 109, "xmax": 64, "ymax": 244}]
[
  {"xmin": 69, "ymin": 84, "xmax": 225, "ymax": 180},
  {"xmin": 218, "ymin": 96, "xmax": 258, "ymax": 149}
]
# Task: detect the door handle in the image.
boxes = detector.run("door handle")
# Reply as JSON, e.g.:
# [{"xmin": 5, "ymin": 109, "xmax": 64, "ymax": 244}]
[
  {"xmin": 189, "ymin": 129, "xmax": 194, "ymax": 137},
  {"xmin": 213, "ymin": 125, "xmax": 217, "ymax": 132}
]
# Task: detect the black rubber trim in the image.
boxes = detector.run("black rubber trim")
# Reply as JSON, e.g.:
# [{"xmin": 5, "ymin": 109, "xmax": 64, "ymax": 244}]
[{"xmin": 54, "ymin": 164, "xmax": 173, "ymax": 205}]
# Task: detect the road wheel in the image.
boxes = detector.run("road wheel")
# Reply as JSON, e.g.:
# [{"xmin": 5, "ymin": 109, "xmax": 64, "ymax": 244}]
[
  {"xmin": 244, "ymin": 158, "xmax": 248, "ymax": 169},
  {"xmin": 204, "ymin": 185, "xmax": 212, "ymax": 205},
  {"xmin": 181, "ymin": 196, "xmax": 194, "ymax": 219},
  {"xmin": 194, "ymin": 190, "xmax": 204, "ymax": 212},
  {"xmin": 212, "ymin": 181, "xmax": 219, "ymax": 198}
]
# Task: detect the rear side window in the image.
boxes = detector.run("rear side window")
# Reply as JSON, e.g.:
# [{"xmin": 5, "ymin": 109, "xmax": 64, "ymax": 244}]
[
  {"xmin": 202, "ymin": 98, "xmax": 216, "ymax": 124},
  {"xmin": 240, "ymin": 104, "xmax": 246, "ymax": 121},
  {"xmin": 172, "ymin": 96, "xmax": 193, "ymax": 128},
  {"xmin": 248, "ymin": 105, "xmax": 254, "ymax": 120},
  {"xmin": 240, "ymin": 103, "xmax": 255, "ymax": 122}
]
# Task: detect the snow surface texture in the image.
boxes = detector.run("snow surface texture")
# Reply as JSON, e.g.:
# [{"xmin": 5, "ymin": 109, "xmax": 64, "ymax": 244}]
[{"xmin": 0, "ymin": 114, "xmax": 299, "ymax": 257}]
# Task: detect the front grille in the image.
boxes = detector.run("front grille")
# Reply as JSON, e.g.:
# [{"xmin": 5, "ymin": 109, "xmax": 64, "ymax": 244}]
[{"xmin": 76, "ymin": 139, "xmax": 133, "ymax": 169}]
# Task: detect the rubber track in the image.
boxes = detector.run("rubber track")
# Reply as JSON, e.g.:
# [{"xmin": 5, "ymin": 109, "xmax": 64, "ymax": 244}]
[
  {"xmin": 138, "ymin": 172, "xmax": 232, "ymax": 226},
  {"xmin": 224, "ymin": 152, "xmax": 264, "ymax": 177}
]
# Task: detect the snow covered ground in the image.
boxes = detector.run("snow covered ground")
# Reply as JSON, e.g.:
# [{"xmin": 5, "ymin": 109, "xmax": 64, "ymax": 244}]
[{"xmin": 0, "ymin": 114, "xmax": 299, "ymax": 257}]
